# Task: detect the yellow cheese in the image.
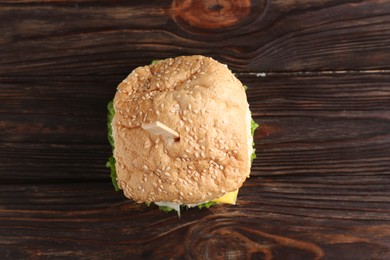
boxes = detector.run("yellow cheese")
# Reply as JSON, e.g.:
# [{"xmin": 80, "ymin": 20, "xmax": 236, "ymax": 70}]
[{"xmin": 212, "ymin": 189, "xmax": 239, "ymax": 204}]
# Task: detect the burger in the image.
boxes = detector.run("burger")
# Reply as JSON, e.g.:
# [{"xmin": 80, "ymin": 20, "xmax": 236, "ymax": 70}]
[{"xmin": 106, "ymin": 55, "xmax": 258, "ymax": 215}]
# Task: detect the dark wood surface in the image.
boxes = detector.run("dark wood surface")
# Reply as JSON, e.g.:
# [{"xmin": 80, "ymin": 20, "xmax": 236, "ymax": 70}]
[{"xmin": 1, "ymin": 0, "xmax": 389, "ymax": 259}]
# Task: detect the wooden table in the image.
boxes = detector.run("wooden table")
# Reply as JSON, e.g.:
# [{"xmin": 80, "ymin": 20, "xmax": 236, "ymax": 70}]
[{"xmin": 1, "ymin": 1, "xmax": 390, "ymax": 259}]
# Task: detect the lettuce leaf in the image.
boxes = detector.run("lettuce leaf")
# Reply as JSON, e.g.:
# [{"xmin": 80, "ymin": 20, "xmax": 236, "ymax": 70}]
[
  {"xmin": 151, "ymin": 60, "xmax": 162, "ymax": 65},
  {"xmin": 107, "ymin": 101, "xmax": 115, "ymax": 148},
  {"xmin": 159, "ymin": 206, "xmax": 174, "ymax": 213},
  {"xmin": 106, "ymin": 100, "xmax": 120, "ymax": 191},
  {"xmin": 250, "ymin": 118, "xmax": 259, "ymax": 163},
  {"xmin": 106, "ymin": 156, "xmax": 119, "ymax": 191},
  {"xmin": 197, "ymin": 201, "xmax": 217, "ymax": 209}
]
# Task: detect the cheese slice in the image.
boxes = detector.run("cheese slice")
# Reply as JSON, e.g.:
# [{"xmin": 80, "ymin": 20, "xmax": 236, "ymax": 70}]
[{"xmin": 212, "ymin": 189, "xmax": 239, "ymax": 204}]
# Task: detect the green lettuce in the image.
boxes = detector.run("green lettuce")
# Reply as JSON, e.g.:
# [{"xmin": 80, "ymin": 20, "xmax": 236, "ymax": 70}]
[
  {"xmin": 106, "ymin": 156, "xmax": 119, "ymax": 191},
  {"xmin": 197, "ymin": 201, "xmax": 217, "ymax": 209},
  {"xmin": 107, "ymin": 101, "xmax": 115, "ymax": 148},
  {"xmin": 250, "ymin": 118, "xmax": 259, "ymax": 163},
  {"xmin": 151, "ymin": 60, "xmax": 162, "ymax": 65},
  {"xmin": 106, "ymin": 100, "xmax": 120, "ymax": 191},
  {"xmin": 245, "ymin": 84, "xmax": 259, "ymax": 163},
  {"xmin": 159, "ymin": 206, "xmax": 175, "ymax": 213}
]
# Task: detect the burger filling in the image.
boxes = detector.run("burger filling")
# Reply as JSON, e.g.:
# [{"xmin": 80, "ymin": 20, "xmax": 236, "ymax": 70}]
[{"xmin": 106, "ymin": 85, "xmax": 258, "ymax": 214}]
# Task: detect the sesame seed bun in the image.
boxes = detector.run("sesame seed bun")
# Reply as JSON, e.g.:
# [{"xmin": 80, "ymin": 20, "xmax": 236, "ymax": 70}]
[{"xmin": 113, "ymin": 55, "xmax": 250, "ymax": 204}]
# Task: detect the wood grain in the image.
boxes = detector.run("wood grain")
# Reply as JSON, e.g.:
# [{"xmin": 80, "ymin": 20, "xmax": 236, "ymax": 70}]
[
  {"xmin": 1, "ymin": 73, "xmax": 388, "ymax": 180},
  {"xmin": 0, "ymin": 179, "xmax": 389, "ymax": 259},
  {"xmin": 1, "ymin": 0, "xmax": 390, "ymax": 258},
  {"xmin": 1, "ymin": 0, "xmax": 390, "ymax": 76}
]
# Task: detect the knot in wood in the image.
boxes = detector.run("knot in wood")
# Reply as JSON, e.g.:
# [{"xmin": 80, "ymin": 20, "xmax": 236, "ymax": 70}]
[{"xmin": 170, "ymin": 0, "xmax": 255, "ymax": 30}]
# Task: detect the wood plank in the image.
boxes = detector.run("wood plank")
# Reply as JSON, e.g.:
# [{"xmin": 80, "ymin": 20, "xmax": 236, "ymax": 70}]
[
  {"xmin": 1, "ymin": 0, "xmax": 390, "ymax": 76},
  {"xmin": 1, "ymin": 73, "xmax": 389, "ymax": 180},
  {"xmin": 245, "ymin": 72, "xmax": 390, "ymax": 176},
  {"xmin": 0, "ymin": 76, "xmax": 116, "ymax": 143},
  {"xmin": 0, "ymin": 143, "xmax": 111, "ymax": 181},
  {"xmin": 0, "ymin": 179, "xmax": 389, "ymax": 259}
]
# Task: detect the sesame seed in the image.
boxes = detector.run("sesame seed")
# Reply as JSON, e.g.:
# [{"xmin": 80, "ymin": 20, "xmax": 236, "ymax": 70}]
[
  {"xmin": 143, "ymin": 165, "xmax": 148, "ymax": 170},
  {"xmin": 188, "ymin": 104, "xmax": 192, "ymax": 110},
  {"xmin": 164, "ymin": 172, "xmax": 170, "ymax": 177},
  {"xmin": 195, "ymin": 152, "xmax": 199, "ymax": 158},
  {"xmin": 156, "ymin": 111, "xmax": 160, "ymax": 115}
]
